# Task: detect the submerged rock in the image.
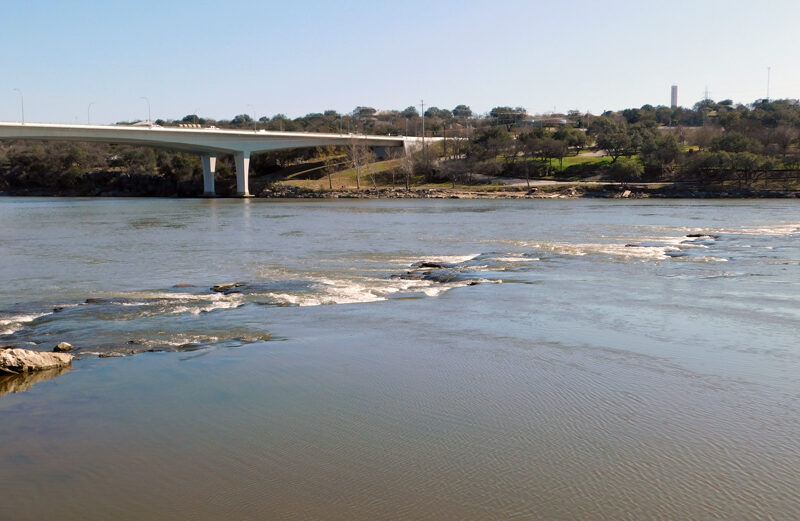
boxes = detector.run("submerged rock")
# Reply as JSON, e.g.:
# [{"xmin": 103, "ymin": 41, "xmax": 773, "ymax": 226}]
[
  {"xmin": 53, "ymin": 342, "xmax": 73, "ymax": 353},
  {"xmin": 391, "ymin": 261, "xmax": 482, "ymax": 286},
  {"xmin": 686, "ymin": 233, "xmax": 720, "ymax": 239},
  {"xmin": 211, "ymin": 282, "xmax": 244, "ymax": 293},
  {"xmin": 413, "ymin": 261, "xmax": 455, "ymax": 269},
  {"xmin": 422, "ymin": 269, "xmax": 462, "ymax": 283},
  {"xmin": 0, "ymin": 348, "xmax": 74, "ymax": 375}
]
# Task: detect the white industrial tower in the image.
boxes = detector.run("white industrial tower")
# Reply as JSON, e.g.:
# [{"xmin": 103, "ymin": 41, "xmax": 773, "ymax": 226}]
[{"xmin": 670, "ymin": 85, "xmax": 678, "ymax": 108}]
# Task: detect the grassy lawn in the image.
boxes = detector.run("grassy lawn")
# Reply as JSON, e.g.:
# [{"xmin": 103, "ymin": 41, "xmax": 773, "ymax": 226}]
[
  {"xmin": 557, "ymin": 154, "xmax": 611, "ymax": 169},
  {"xmin": 280, "ymin": 158, "xmax": 402, "ymax": 190}
]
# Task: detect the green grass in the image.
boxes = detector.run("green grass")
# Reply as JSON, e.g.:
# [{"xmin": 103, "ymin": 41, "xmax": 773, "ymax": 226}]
[{"xmin": 557, "ymin": 154, "xmax": 611, "ymax": 169}]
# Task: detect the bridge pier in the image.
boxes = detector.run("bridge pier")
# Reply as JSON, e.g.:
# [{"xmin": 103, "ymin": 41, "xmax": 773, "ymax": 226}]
[
  {"xmin": 201, "ymin": 155, "xmax": 217, "ymax": 196},
  {"xmin": 234, "ymin": 151, "xmax": 252, "ymax": 197}
]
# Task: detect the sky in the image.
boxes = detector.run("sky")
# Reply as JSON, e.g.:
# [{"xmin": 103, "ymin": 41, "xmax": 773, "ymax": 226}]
[{"xmin": 1, "ymin": 0, "xmax": 799, "ymax": 124}]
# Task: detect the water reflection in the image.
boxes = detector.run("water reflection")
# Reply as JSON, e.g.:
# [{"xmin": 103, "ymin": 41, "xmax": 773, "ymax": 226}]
[{"xmin": 0, "ymin": 366, "xmax": 71, "ymax": 397}]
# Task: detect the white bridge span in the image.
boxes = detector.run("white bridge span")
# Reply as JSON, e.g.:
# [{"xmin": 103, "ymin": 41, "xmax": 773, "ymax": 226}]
[{"xmin": 0, "ymin": 122, "xmax": 425, "ymax": 196}]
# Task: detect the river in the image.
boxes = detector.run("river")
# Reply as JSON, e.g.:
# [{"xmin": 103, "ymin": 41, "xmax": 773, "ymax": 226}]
[{"xmin": 1, "ymin": 197, "xmax": 798, "ymax": 520}]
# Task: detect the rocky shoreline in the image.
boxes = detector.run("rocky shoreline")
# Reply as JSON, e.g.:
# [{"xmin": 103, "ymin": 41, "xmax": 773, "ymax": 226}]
[{"xmin": 4, "ymin": 183, "xmax": 800, "ymax": 199}]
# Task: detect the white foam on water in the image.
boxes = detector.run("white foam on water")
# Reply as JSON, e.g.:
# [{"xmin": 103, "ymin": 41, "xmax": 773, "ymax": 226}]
[
  {"xmin": 491, "ymin": 256, "xmax": 540, "ymax": 262},
  {"xmin": 145, "ymin": 334, "xmax": 222, "ymax": 347},
  {"xmin": 99, "ymin": 290, "xmax": 244, "ymax": 316},
  {"xmin": 723, "ymin": 224, "xmax": 800, "ymax": 236},
  {"xmin": 180, "ymin": 297, "xmax": 244, "ymax": 315},
  {"xmin": 120, "ymin": 291, "xmax": 230, "ymax": 302},
  {"xmin": 0, "ymin": 312, "xmax": 51, "ymax": 336},
  {"xmin": 503, "ymin": 234, "xmax": 727, "ymax": 262},
  {"xmin": 258, "ymin": 274, "xmax": 478, "ymax": 307},
  {"xmin": 421, "ymin": 254, "xmax": 481, "ymax": 264},
  {"xmin": 532, "ymin": 241, "xmax": 679, "ymax": 260},
  {"xmin": 661, "ymin": 224, "xmax": 800, "ymax": 236},
  {"xmin": 690, "ymin": 256, "xmax": 729, "ymax": 262}
]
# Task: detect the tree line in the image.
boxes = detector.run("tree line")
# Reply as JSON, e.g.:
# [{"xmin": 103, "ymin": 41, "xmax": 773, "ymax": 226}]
[{"xmin": 3, "ymin": 98, "xmax": 800, "ymax": 195}]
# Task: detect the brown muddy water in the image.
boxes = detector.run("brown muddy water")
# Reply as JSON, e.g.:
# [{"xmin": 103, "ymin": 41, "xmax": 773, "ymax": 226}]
[{"xmin": 1, "ymin": 197, "xmax": 799, "ymax": 520}]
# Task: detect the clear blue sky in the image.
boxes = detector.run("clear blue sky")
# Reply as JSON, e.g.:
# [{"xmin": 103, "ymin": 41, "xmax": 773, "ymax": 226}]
[{"xmin": 1, "ymin": 0, "xmax": 798, "ymax": 124}]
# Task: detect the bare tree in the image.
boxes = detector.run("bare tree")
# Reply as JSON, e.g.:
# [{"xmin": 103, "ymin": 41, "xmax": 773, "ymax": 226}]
[
  {"xmin": 347, "ymin": 137, "xmax": 374, "ymax": 190},
  {"xmin": 400, "ymin": 151, "xmax": 416, "ymax": 190},
  {"xmin": 320, "ymin": 145, "xmax": 339, "ymax": 190}
]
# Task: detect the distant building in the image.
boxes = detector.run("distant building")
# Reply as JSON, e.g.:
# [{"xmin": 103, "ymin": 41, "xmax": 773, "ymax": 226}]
[
  {"xmin": 671, "ymin": 85, "xmax": 678, "ymax": 108},
  {"xmin": 519, "ymin": 117, "xmax": 568, "ymax": 128}
]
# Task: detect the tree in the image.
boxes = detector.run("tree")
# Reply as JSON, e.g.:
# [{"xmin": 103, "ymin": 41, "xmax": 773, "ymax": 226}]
[
  {"xmin": 769, "ymin": 125, "xmax": 798, "ymax": 158},
  {"xmin": 181, "ymin": 114, "xmax": 205, "ymax": 125},
  {"xmin": 552, "ymin": 126, "xmax": 588, "ymax": 154},
  {"xmin": 319, "ymin": 145, "xmax": 339, "ymax": 190},
  {"xmin": 606, "ymin": 157, "xmax": 643, "ymax": 182},
  {"xmin": 267, "ymin": 114, "xmax": 293, "ymax": 131},
  {"xmin": 424, "ymin": 106, "xmax": 452, "ymax": 120},
  {"xmin": 710, "ymin": 132, "xmax": 760, "ymax": 153},
  {"xmin": 452, "ymin": 105, "xmax": 473, "ymax": 118},
  {"xmin": 490, "ymin": 106, "xmax": 527, "ymax": 131},
  {"xmin": 469, "ymin": 127, "xmax": 513, "ymax": 161},
  {"xmin": 400, "ymin": 106, "xmax": 419, "ymax": 118},
  {"xmin": 354, "ymin": 106, "xmax": 376, "ymax": 118},
  {"xmin": 588, "ymin": 117, "xmax": 632, "ymax": 163},
  {"xmin": 400, "ymin": 151, "xmax": 415, "ymax": 190},
  {"xmin": 347, "ymin": 137, "xmax": 374, "ymax": 190},
  {"xmin": 641, "ymin": 132, "xmax": 683, "ymax": 178},
  {"xmin": 231, "ymin": 114, "xmax": 253, "ymax": 126}
]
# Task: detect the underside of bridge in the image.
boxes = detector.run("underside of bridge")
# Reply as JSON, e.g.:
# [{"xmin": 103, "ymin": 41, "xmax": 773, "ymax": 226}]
[{"xmin": 0, "ymin": 123, "xmax": 428, "ymax": 198}]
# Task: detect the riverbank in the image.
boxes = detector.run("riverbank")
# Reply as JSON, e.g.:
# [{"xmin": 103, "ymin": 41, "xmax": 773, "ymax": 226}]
[
  {"xmin": 260, "ymin": 184, "xmax": 800, "ymax": 199},
  {"xmin": 4, "ymin": 183, "xmax": 800, "ymax": 199}
]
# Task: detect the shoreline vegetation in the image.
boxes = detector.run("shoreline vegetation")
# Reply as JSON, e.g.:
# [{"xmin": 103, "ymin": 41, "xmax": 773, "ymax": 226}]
[{"xmin": 3, "ymin": 98, "xmax": 800, "ymax": 199}]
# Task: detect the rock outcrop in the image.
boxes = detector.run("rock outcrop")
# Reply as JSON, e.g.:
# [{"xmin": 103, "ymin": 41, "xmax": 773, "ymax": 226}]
[
  {"xmin": 0, "ymin": 348, "xmax": 74, "ymax": 375},
  {"xmin": 53, "ymin": 342, "xmax": 73, "ymax": 353}
]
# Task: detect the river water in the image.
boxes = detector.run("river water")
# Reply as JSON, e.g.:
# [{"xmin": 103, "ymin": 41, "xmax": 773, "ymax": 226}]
[{"xmin": 1, "ymin": 197, "xmax": 798, "ymax": 520}]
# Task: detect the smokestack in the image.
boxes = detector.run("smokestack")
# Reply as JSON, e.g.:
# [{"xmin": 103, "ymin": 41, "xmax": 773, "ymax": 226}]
[{"xmin": 671, "ymin": 85, "xmax": 678, "ymax": 108}]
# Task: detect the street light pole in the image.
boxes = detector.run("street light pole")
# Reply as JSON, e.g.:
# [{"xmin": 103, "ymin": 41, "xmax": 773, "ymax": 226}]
[
  {"xmin": 13, "ymin": 88, "xmax": 24, "ymax": 125},
  {"xmin": 140, "ymin": 96, "xmax": 151, "ymax": 126},
  {"xmin": 87, "ymin": 102, "xmax": 95, "ymax": 125},
  {"xmin": 247, "ymin": 104, "xmax": 256, "ymax": 132},
  {"xmin": 767, "ymin": 66, "xmax": 771, "ymax": 101}
]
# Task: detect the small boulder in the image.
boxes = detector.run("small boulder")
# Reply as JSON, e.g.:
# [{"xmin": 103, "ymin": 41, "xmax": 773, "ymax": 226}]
[
  {"xmin": 415, "ymin": 261, "xmax": 453, "ymax": 269},
  {"xmin": 53, "ymin": 342, "xmax": 73, "ymax": 353},
  {"xmin": 211, "ymin": 282, "xmax": 244, "ymax": 293},
  {"xmin": 0, "ymin": 348, "xmax": 74, "ymax": 375}
]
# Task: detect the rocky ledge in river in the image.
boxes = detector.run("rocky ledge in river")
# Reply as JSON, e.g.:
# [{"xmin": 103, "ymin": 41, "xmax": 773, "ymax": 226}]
[
  {"xmin": 391, "ymin": 261, "xmax": 482, "ymax": 285},
  {"xmin": 0, "ymin": 347, "xmax": 74, "ymax": 375}
]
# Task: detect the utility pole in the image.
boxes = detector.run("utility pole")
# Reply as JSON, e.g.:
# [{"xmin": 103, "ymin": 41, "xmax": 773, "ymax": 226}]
[
  {"xmin": 420, "ymin": 99, "xmax": 425, "ymax": 156},
  {"xmin": 140, "ymin": 96, "xmax": 151, "ymax": 126}
]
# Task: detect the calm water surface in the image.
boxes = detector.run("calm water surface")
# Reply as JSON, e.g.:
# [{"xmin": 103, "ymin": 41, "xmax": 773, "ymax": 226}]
[{"xmin": 1, "ymin": 197, "xmax": 799, "ymax": 520}]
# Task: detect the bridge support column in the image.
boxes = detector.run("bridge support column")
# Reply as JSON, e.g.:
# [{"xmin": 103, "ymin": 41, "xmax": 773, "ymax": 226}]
[
  {"xmin": 234, "ymin": 151, "xmax": 252, "ymax": 197},
  {"xmin": 201, "ymin": 155, "xmax": 217, "ymax": 196}
]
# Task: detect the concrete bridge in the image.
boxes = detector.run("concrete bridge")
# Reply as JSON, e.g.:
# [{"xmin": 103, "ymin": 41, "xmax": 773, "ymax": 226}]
[{"xmin": 0, "ymin": 122, "xmax": 426, "ymax": 196}]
